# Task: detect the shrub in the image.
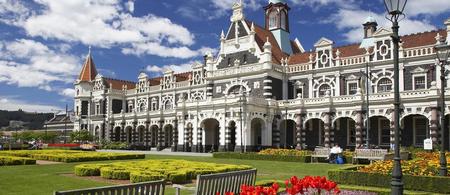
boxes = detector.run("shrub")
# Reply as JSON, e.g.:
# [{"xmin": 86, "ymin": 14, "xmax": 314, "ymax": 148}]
[
  {"xmin": 0, "ymin": 156, "xmax": 36, "ymax": 166},
  {"xmin": 258, "ymin": 149, "xmax": 311, "ymax": 156},
  {"xmin": 213, "ymin": 152, "xmax": 311, "ymax": 162},
  {"xmin": 328, "ymin": 166, "xmax": 450, "ymax": 194},
  {"xmin": 130, "ymin": 171, "xmax": 165, "ymax": 183},
  {"xmin": 0, "ymin": 150, "xmax": 145, "ymax": 162},
  {"xmin": 100, "ymin": 167, "xmax": 131, "ymax": 180},
  {"xmin": 76, "ymin": 160, "xmax": 253, "ymax": 183}
]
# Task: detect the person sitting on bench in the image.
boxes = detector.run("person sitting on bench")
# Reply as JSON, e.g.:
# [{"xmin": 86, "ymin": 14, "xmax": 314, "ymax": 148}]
[{"xmin": 329, "ymin": 144, "xmax": 342, "ymax": 163}]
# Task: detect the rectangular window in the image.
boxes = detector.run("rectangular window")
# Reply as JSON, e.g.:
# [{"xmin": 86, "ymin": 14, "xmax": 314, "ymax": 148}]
[
  {"xmin": 413, "ymin": 75, "xmax": 426, "ymax": 90},
  {"xmin": 347, "ymin": 82, "xmax": 358, "ymax": 95}
]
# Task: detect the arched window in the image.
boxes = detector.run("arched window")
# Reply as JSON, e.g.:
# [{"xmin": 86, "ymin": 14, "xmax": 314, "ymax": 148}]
[
  {"xmin": 318, "ymin": 84, "xmax": 331, "ymax": 97},
  {"xmin": 377, "ymin": 78, "xmax": 392, "ymax": 92},
  {"xmin": 139, "ymin": 103, "xmax": 146, "ymax": 112},
  {"xmin": 269, "ymin": 11, "xmax": 278, "ymax": 29},
  {"xmin": 280, "ymin": 11, "xmax": 287, "ymax": 30},
  {"xmin": 164, "ymin": 100, "xmax": 173, "ymax": 110}
]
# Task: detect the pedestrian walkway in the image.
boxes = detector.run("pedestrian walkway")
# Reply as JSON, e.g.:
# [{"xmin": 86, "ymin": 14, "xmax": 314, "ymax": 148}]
[{"xmin": 97, "ymin": 149, "xmax": 213, "ymax": 157}]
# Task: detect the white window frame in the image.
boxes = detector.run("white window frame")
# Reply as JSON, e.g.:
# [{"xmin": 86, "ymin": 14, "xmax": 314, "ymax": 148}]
[
  {"xmin": 412, "ymin": 73, "xmax": 427, "ymax": 90},
  {"xmin": 376, "ymin": 77, "xmax": 393, "ymax": 93},
  {"xmin": 346, "ymin": 81, "xmax": 359, "ymax": 95}
]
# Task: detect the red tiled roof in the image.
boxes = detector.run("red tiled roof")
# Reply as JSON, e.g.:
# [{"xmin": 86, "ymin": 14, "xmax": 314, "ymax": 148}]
[
  {"xmin": 246, "ymin": 20, "xmax": 289, "ymax": 65},
  {"xmin": 291, "ymin": 40, "xmax": 301, "ymax": 54},
  {"xmin": 333, "ymin": 44, "xmax": 367, "ymax": 58},
  {"xmin": 78, "ymin": 55, "xmax": 97, "ymax": 81},
  {"xmin": 288, "ymin": 52, "xmax": 314, "ymax": 65},
  {"xmin": 105, "ymin": 78, "xmax": 136, "ymax": 90},
  {"xmin": 146, "ymin": 72, "xmax": 192, "ymax": 86},
  {"xmin": 402, "ymin": 29, "xmax": 446, "ymax": 48}
]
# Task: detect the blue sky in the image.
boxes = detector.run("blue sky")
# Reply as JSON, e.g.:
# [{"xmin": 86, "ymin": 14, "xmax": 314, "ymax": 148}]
[{"xmin": 0, "ymin": 0, "xmax": 449, "ymax": 113}]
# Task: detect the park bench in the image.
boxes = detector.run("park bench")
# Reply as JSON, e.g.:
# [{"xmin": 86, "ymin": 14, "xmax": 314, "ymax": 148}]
[
  {"xmin": 352, "ymin": 149, "xmax": 388, "ymax": 164},
  {"xmin": 311, "ymin": 147, "xmax": 330, "ymax": 163},
  {"xmin": 54, "ymin": 180, "xmax": 165, "ymax": 195},
  {"xmin": 173, "ymin": 169, "xmax": 257, "ymax": 195}
]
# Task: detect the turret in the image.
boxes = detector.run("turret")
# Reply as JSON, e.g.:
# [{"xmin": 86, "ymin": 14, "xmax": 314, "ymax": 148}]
[{"xmin": 264, "ymin": 0, "xmax": 292, "ymax": 54}]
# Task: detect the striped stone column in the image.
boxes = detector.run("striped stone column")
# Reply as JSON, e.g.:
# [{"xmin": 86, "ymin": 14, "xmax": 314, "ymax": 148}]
[
  {"xmin": 120, "ymin": 122, "xmax": 126, "ymax": 142},
  {"xmin": 157, "ymin": 120, "xmax": 164, "ymax": 151},
  {"xmin": 184, "ymin": 124, "xmax": 189, "ymax": 152},
  {"xmin": 145, "ymin": 121, "xmax": 150, "ymax": 150},
  {"xmin": 172, "ymin": 119, "xmax": 178, "ymax": 152},
  {"xmin": 132, "ymin": 121, "xmax": 138, "ymax": 143},
  {"xmin": 295, "ymin": 114, "xmax": 303, "ymax": 150},
  {"xmin": 390, "ymin": 120, "xmax": 395, "ymax": 147},
  {"xmin": 354, "ymin": 111, "xmax": 363, "ymax": 147},
  {"xmin": 206, "ymin": 82, "xmax": 213, "ymax": 98},
  {"xmin": 225, "ymin": 125, "xmax": 231, "ymax": 151},
  {"xmin": 109, "ymin": 122, "xmax": 114, "ymax": 141},
  {"xmin": 197, "ymin": 127, "xmax": 203, "ymax": 152},
  {"xmin": 272, "ymin": 117, "xmax": 280, "ymax": 148},
  {"xmin": 323, "ymin": 112, "xmax": 332, "ymax": 147},
  {"xmin": 430, "ymin": 107, "xmax": 439, "ymax": 145},
  {"xmin": 188, "ymin": 127, "xmax": 193, "ymax": 152},
  {"xmin": 263, "ymin": 77, "xmax": 272, "ymax": 100}
]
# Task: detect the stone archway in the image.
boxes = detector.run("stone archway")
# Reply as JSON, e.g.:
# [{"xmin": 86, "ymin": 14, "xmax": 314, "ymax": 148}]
[
  {"xmin": 163, "ymin": 124, "xmax": 173, "ymax": 148},
  {"xmin": 251, "ymin": 118, "xmax": 265, "ymax": 151},
  {"xmin": 202, "ymin": 118, "xmax": 220, "ymax": 153},
  {"xmin": 150, "ymin": 125, "xmax": 158, "ymax": 147},
  {"xmin": 401, "ymin": 114, "xmax": 429, "ymax": 147},
  {"xmin": 333, "ymin": 117, "xmax": 355, "ymax": 149},
  {"xmin": 113, "ymin": 126, "xmax": 121, "ymax": 142},
  {"xmin": 304, "ymin": 118, "xmax": 324, "ymax": 150},
  {"xmin": 369, "ymin": 116, "xmax": 391, "ymax": 147},
  {"xmin": 279, "ymin": 119, "xmax": 296, "ymax": 149},
  {"xmin": 227, "ymin": 121, "xmax": 237, "ymax": 151}
]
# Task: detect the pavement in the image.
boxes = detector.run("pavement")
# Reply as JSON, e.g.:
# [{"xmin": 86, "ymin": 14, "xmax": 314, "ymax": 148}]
[{"xmin": 97, "ymin": 149, "xmax": 213, "ymax": 157}]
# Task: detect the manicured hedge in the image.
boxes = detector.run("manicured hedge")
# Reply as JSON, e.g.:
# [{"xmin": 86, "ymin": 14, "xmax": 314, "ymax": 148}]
[
  {"xmin": 75, "ymin": 160, "xmax": 253, "ymax": 184},
  {"xmin": 0, "ymin": 150, "xmax": 145, "ymax": 162},
  {"xmin": 328, "ymin": 166, "xmax": 450, "ymax": 194},
  {"xmin": 213, "ymin": 152, "xmax": 311, "ymax": 162},
  {"xmin": 0, "ymin": 156, "xmax": 36, "ymax": 166}
]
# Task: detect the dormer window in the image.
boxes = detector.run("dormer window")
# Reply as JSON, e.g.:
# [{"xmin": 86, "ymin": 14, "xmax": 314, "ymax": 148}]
[{"xmin": 280, "ymin": 11, "xmax": 287, "ymax": 30}]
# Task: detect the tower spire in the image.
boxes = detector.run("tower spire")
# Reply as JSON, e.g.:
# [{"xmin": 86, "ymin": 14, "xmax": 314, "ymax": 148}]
[{"xmin": 78, "ymin": 47, "xmax": 98, "ymax": 82}]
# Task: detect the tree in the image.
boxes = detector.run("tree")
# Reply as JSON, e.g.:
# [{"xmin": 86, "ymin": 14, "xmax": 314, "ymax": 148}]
[{"xmin": 70, "ymin": 130, "xmax": 93, "ymax": 143}]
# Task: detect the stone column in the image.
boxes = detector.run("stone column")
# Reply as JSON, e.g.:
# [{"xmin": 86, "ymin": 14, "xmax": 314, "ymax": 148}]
[
  {"xmin": 263, "ymin": 77, "xmax": 272, "ymax": 100},
  {"xmin": 295, "ymin": 114, "xmax": 304, "ymax": 150},
  {"xmin": 323, "ymin": 112, "xmax": 332, "ymax": 147},
  {"xmin": 132, "ymin": 121, "xmax": 137, "ymax": 144},
  {"xmin": 157, "ymin": 119, "xmax": 164, "ymax": 151},
  {"xmin": 120, "ymin": 122, "xmax": 126, "ymax": 142},
  {"xmin": 272, "ymin": 116, "xmax": 281, "ymax": 148},
  {"xmin": 197, "ymin": 126, "xmax": 203, "ymax": 153},
  {"xmin": 225, "ymin": 125, "xmax": 232, "ymax": 151},
  {"xmin": 183, "ymin": 124, "xmax": 189, "ymax": 152},
  {"xmin": 145, "ymin": 121, "xmax": 150, "ymax": 150},
  {"xmin": 172, "ymin": 119, "xmax": 178, "ymax": 152},
  {"xmin": 355, "ymin": 111, "xmax": 364, "ymax": 147},
  {"xmin": 430, "ymin": 107, "xmax": 439, "ymax": 145},
  {"xmin": 109, "ymin": 122, "xmax": 114, "ymax": 141}
]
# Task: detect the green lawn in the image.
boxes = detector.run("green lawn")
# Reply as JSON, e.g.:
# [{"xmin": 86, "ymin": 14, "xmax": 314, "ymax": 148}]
[{"xmin": 0, "ymin": 154, "xmax": 346, "ymax": 195}]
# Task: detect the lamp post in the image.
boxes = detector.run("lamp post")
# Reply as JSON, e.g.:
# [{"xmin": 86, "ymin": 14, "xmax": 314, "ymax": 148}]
[
  {"xmin": 360, "ymin": 62, "xmax": 371, "ymax": 148},
  {"xmin": 236, "ymin": 86, "xmax": 247, "ymax": 153},
  {"xmin": 435, "ymin": 40, "xmax": 450, "ymax": 177},
  {"xmin": 383, "ymin": 0, "xmax": 407, "ymax": 194}
]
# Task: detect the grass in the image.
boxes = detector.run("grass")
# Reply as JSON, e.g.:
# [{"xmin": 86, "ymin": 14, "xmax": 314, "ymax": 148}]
[{"xmin": 0, "ymin": 154, "xmax": 346, "ymax": 195}]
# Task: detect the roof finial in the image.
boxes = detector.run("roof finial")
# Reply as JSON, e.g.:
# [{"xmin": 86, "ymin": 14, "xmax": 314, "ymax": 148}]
[{"xmin": 88, "ymin": 45, "xmax": 92, "ymax": 56}]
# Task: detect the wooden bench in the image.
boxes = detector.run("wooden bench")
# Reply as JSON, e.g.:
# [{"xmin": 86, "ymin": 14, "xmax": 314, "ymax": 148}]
[
  {"xmin": 54, "ymin": 180, "xmax": 165, "ymax": 195},
  {"xmin": 352, "ymin": 149, "xmax": 388, "ymax": 164},
  {"xmin": 174, "ymin": 169, "xmax": 257, "ymax": 195},
  {"xmin": 311, "ymin": 147, "xmax": 330, "ymax": 163}
]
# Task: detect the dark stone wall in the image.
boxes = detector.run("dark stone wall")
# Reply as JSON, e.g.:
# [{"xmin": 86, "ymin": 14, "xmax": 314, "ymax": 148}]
[
  {"xmin": 271, "ymin": 77, "xmax": 283, "ymax": 100},
  {"xmin": 403, "ymin": 64, "xmax": 433, "ymax": 90},
  {"xmin": 226, "ymin": 22, "xmax": 248, "ymax": 40},
  {"xmin": 217, "ymin": 51, "xmax": 259, "ymax": 69}
]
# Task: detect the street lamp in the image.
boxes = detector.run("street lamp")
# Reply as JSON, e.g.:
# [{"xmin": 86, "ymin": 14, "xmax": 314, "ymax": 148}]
[
  {"xmin": 236, "ymin": 86, "xmax": 247, "ymax": 153},
  {"xmin": 435, "ymin": 40, "xmax": 450, "ymax": 177},
  {"xmin": 360, "ymin": 62, "xmax": 372, "ymax": 148},
  {"xmin": 383, "ymin": 0, "xmax": 407, "ymax": 194}
]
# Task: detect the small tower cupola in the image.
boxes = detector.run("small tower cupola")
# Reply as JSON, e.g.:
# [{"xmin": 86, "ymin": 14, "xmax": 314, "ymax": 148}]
[
  {"xmin": 264, "ymin": 0, "xmax": 292, "ymax": 54},
  {"xmin": 363, "ymin": 16, "xmax": 378, "ymax": 38},
  {"xmin": 78, "ymin": 47, "xmax": 98, "ymax": 82}
]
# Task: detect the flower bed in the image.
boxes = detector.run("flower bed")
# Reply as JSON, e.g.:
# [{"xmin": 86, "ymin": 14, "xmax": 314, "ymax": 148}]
[
  {"xmin": 0, "ymin": 155, "xmax": 36, "ymax": 166},
  {"xmin": 213, "ymin": 152, "xmax": 311, "ymax": 162},
  {"xmin": 328, "ymin": 166, "xmax": 450, "ymax": 194},
  {"xmin": 74, "ymin": 160, "xmax": 252, "ymax": 183},
  {"xmin": 358, "ymin": 152, "xmax": 449, "ymax": 176},
  {"xmin": 0, "ymin": 150, "xmax": 145, "ymax": 163}
]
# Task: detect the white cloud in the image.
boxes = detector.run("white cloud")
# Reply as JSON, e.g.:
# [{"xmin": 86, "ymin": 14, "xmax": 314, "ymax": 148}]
[
  {"xmin": 0, "ymin": 0, "xmax": 209, "ymax": 59},
  {"xmin": 0, "ymin": 0, "xmax": 31, "ymax": 25},
  {"xmin": 290, "ymin": 0, "xmax": 359, "ymax": 10},
  {"xmin": 0, "ymin": 39, "xmax": 80, "ymax": 89},
  {"xmin": 325, "ymin": 9, "xmax": 437, "ymax": 43},
  {"xmin": 0, "ymin": 97, "xmax": 62, "ymax": 113},
  {"xmin": 59, "ymin": 88, "xmax": 76, "ymax": 98},
  {"xmin": 146, "ymin": 61, "xmax": 200, "ymax": 74},
  {"xmin": 406, "ymin": 0, "xmax": 450, "ymax": 17}
]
